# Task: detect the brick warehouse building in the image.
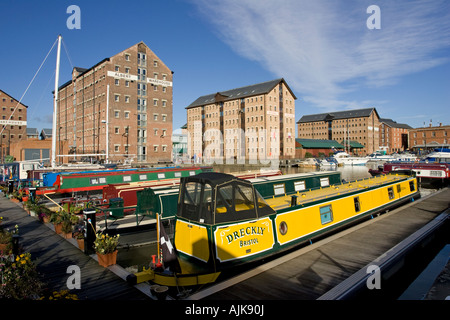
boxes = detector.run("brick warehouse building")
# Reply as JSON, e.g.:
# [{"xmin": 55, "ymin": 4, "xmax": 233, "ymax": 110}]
[
  {"xmin": 297, "ymin": 108, "xmax": 380, "ymax": 155},
  {"xmin": 409, "ymin": 123, "xmax": 450, "ymax": 153},
  {"xmin": 379, "ymin": 118, "xmax": 412, "ymax": 153},
  {"xmin": 57, "ymin": 41, "xmax": 173, "ymax": 164},
  {"xmin": 0, "ymin": 90, "xmax": 28, "ymax": 161},
  {"xmin": 186, "ymin": 78, "xmax": 297, "ymax": 162}
]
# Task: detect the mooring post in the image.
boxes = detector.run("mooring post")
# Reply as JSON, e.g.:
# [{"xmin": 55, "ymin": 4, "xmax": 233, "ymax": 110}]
[{"xmin": 83, "ymin": 208, "xmax": 96, "ymax": 254}]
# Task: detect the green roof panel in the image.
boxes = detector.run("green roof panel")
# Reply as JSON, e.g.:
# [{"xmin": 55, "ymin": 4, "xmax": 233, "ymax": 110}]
[{"xmin": 295, "ymin": 139, "xmax": 344, "ymax": 149}]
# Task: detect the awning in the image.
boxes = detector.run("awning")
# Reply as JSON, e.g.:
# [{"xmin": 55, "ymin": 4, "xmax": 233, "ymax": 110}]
[{"xmin": 295, "ymin": 139, "xmax": 344, "ymax": 149}]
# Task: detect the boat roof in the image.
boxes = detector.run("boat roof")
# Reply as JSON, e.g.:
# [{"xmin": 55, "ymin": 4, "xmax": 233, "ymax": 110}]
[
  {"xmin": 265, "ymin": 173, "xmax": 412, "ymax": 212},
  {"xmin": 248, "ymin": 171, "xmax": 338, "ymax": 183},
  {"xmin": 182, "ymin": 172, "xmax": 251, "ymax": 187}
]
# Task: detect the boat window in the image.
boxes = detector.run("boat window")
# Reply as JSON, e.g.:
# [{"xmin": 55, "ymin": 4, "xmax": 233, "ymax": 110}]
[
  {"xmin": 409, "ymin": 180, "xmax": 415, "ymax": 192},
  {"xmin": 256, "ymin": 190, "xmax": 276, "ymax": 217},
  {"xmin": 184, "ymin": 182, "xmax": 202, "ymax": 206},
  {"xmin": 199, "ymin": 183, "xmax": 213, "ymax": 224},
  {"xmin": 274, "ymin": 183, "xmax": 285, "ymax": 196},
  {"xmin": 139, "ymin": 174, "xmax": 147, "ymax": 180},
  {"xmin": 90, "ymin": 178, "xmax": 99, "ymax": 185},
  {"xmin": 234, "ymin": 184, "xmax": 254, "ymax": 212},
  {"xmin": 123, "ymin": 175, "xmax": 132, "ymax": 182},
  {"xmin": 157, "ymin": 173, "xmax": 165, "ymax": 179},
  {"xmin": 175, "ymin": 172, "xmax": 181, "ymax": 178},
  {"xmin": 320, "ymin": 205, "xmax": 333, "ymax": 225},
  {"xmin": 320, "ymin": 177, "xmax": 329, "ymax": 187},
  {"xmin": 180, "ymin": 181, "xmax": 202, "ymax": 221},
  {"xmin": 354, "ymin": 197, "xmax": 361, "ymax": 212},
  {"xmin": 388, "ymin": 187, "xmax": 395, "ymax": 200},
  {"xmin": 294, "ymin": 180, "xmax": 306, "ymax": 191},
  {"xmin": 99, "ymin": 177, "xmax": 106, "ymax": 184},
  {"xmin": 215, "ymin": 183, "xmax": 258, "ymax": 224},
  {"xmin": 216, "ymin": 185, "xmax": 233, "ymax": 214},
  {"xmin": 397, "ymin": 184, "xmax": 401, "ymax": 194},
  {"xmin": 189, "ymin": 171, "xmax": 196, "ymax": 176}
]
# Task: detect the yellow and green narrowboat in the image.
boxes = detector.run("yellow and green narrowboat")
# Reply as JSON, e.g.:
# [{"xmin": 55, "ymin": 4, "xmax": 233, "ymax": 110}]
[{"xmin": 129, "ymin": 172, "xmax": 420, "ymax": 286}]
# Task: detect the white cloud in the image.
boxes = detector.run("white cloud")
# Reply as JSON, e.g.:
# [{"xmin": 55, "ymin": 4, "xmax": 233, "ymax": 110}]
[{"xmin": 194, "ymin": 0, "xmax": 450, "ymax": 112}]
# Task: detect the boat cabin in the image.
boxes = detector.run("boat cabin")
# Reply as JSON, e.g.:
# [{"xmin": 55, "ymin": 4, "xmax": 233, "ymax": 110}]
[{"xmin": 177, "ymin": 172, "xmax": 275, "ymax": 225}]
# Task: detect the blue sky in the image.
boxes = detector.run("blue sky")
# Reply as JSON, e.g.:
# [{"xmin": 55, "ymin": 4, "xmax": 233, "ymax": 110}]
[{"xmin": 0, "ymin": 0, "xmax": 449, "ymax": 134}]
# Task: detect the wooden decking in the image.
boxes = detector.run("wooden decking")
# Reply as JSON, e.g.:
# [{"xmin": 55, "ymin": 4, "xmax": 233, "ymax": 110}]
[
  {"xmin": 0, "ymin": 195, "xmax": 150, "ymax": 300},
  {"xmin": 189, "ymin": 187, "xmax": 450, "ymax": 300}
]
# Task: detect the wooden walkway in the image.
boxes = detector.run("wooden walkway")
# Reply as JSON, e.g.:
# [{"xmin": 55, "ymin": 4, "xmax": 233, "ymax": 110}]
[
  {"xmin": 0, "ymin": 194, "xmax": 150, "ymax": 300},
  {"xmin": 189, "ymin": 187, "xmax": 450, "ymax": 300}
]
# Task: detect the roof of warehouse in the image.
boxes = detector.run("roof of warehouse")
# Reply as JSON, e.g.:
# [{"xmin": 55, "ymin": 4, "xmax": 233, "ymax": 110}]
[
  {"xmin": 186, "ymin": 78, "xmax": 296, "ymax": 109},
  {"xmin": 297, "ymin": 108, "xmax": 379, "ymax": 123}
]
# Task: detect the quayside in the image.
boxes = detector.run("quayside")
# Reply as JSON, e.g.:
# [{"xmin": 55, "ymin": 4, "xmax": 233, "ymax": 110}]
[{"xmin": 128, "ymin": 172, "xmax": 420, "ymax": 288}]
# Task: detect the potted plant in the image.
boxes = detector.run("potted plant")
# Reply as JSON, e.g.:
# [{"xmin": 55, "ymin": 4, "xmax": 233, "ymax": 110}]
[
  {"xmin": 74, "ymin": 225, "xmax": 85, "ymax": 250},
  {"xmin": 0, "ymin": 227, "xmax": 12, "ymax": 253},
  {"xmin": 93, "ymin": 232, "xmax": 120, "ymax": 267},
  {"xmin": 0, "ymin": 225, "xmax": 18, "ymax": 254},
  {"xmin": 49, "ymin": 209, "xmax": 66, "ymax": 234},
  {"xmin": 37, "ymin": 205, "xmax": 52, "ymax": 223},
  {"xmin": 0, "ymin": 252, "xmax": 44, "ymax": 299},
  {"xmin": 61, "ymin": 219, "xmax": 73, "ymax": 239}
]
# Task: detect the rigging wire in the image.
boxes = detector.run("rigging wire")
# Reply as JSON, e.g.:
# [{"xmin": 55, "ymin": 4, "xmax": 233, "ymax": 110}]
[
  {"xmin": 0, "ymin": 37, "xmax": 58, "ymax": 137},
  {"xmin": 62, "ymin": 37, "xmax": 74, "ymax": 70}
]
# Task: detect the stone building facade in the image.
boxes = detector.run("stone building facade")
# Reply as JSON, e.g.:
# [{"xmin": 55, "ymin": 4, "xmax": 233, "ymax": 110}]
[{"xmin": 297, "ymin": 108, "xmax": 380, "ymax": 155}]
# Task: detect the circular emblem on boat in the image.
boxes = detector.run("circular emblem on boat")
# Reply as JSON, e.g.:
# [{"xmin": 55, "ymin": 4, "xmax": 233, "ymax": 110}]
[{"xmin": 279, "ymin": 221, "xmax": 288, "ymax": 235}]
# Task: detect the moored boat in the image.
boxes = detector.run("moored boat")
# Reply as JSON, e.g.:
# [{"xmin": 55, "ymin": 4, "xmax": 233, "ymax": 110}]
[
  {"xmin": 333, "ymin": 151, "xmax": 369, "ymax": 166},
  {"xmin": 129, "ymin": 171, "xmax": 419, "ymax": 287},
  {"xmin": 369, "ymin": 162, "xmax": 450, "ymax": 186},
  {"xmin": 33, "ymin": 166, "xmax": 212, "ymax": 195}
]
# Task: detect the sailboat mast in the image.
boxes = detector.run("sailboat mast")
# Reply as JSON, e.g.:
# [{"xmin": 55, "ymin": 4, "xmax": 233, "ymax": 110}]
[{"xmin": 51, "ymin": 35, "xmax": 62, "ymax": 168}]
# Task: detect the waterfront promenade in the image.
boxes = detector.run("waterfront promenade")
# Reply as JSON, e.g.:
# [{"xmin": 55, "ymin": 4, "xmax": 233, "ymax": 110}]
[{"xmin": 0, "ymin": 194, "xmax": 150, "ymax": 300}]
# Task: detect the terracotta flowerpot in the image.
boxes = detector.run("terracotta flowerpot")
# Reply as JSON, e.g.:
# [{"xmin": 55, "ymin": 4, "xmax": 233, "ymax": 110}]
[
  {"xmin": 77, "ymin": 238, "xmax": 84, "ymax": 251},
  {"xmin": 54, "ymin": 223, "xmax": 63, "ymax": 234},
  {"xmin": 0, "ymin": 243, "xmax": 10, "ymax": 253},
  {"xmin": 96, "ymin": 250, "xmax": 118, "ymax": 267},
  {"xmin": 63, "ymin": 232, "xmax": 72, "ymax": 239}
]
